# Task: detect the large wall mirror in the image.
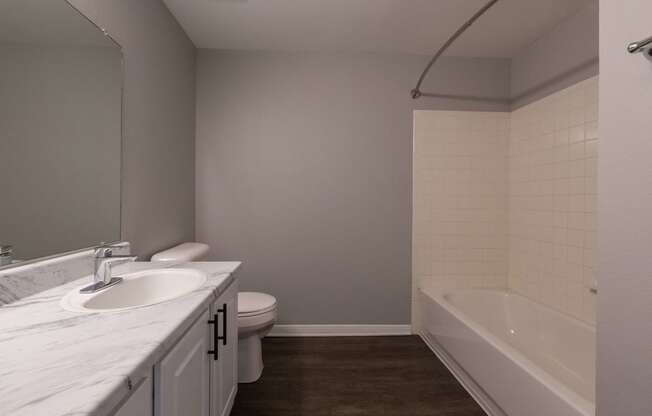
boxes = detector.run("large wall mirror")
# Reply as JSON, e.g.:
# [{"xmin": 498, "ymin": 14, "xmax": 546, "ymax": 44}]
[{"xmin": 0, "ymin": 0, "xmax": 123, "ymax": 268}]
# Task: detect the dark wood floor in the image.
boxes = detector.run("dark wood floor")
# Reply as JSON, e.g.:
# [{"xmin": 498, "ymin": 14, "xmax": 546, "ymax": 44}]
[{"xmin": 231, "ymin": 336, "xmax": 485, "ymax": 416}]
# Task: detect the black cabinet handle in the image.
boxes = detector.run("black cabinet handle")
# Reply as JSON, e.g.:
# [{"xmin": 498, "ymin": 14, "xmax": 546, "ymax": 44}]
[
  {"xmin": 207, "ymin": 303, "xmax": 228, "ymax": 360},
  {"xmin": 207, "ymin": 314, "xmax": 219, "ymax": 361},
  {"xmin": 217, "ymin": 304, "xmax": 227, "ymax": 346}
]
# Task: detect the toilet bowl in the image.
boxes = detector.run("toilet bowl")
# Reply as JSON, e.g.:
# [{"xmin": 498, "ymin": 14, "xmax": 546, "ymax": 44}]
[
  {"xmin": 237, "ymin": 292, "xmax": 277, "ymax": 383},
  {"xmin": 151, "ymin": 242, "xmax": 277, "ymax": 384}
]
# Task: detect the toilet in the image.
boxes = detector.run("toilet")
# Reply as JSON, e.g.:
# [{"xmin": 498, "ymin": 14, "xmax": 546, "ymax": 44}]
[
  {"xmin": 236, "ymin": 291, "xmax": 277, "ymax": 382},
  {"xmin": 151, "ymin": 242, "xmax": 277, "ymax": 383}
]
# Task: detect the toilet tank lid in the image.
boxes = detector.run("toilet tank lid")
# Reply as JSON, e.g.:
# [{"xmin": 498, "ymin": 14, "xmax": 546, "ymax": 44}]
[{"xmin": 150, "ymin": 242, "xmax": 210, "ymax": 262}]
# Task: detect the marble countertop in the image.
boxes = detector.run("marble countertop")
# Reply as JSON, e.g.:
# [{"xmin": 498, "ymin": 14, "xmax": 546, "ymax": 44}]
[{"xmin": 0, "ymin": 261, "xmax": 240, "ymax": 416}]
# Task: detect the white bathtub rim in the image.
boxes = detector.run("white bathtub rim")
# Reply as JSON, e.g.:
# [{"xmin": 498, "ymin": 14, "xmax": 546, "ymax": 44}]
[
  {"xmin": 440, "ymin": 288, "xmax": 596, "ymax": 332},
  {"xmin": 420, "ymin": 287, "xmax": 595, "ymax": 416}
]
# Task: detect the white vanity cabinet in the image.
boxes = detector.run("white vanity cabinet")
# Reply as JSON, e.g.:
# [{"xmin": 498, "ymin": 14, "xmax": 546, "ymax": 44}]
[
  {"xmin": 210, "ymin": 281, "xmax": 239, "ymax": 416},
  {"xmin": 156, "ymin": 309, "xmax": 211, "ymax": 416},
  {"xmin": 154, "ymin": 280, "xmax": 238, "ymax": 416}
]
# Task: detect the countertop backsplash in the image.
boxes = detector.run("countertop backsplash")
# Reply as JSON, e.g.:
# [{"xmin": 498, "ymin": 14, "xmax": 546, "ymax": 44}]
[{"xmin": 0, "ymin": 243, "xmax": 130, "ymax": 306}]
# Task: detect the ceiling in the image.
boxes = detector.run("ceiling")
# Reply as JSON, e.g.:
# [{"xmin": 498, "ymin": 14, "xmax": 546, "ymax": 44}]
[
  {"xmin": 163, "ymin": 0, "xmax": 595, "ymax": 57},
  {"xmin": 0, "ymin": 0, "xmax": 116, "ymax": 47}
]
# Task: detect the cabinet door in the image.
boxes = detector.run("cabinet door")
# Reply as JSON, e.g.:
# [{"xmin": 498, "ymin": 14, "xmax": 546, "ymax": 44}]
[
  {"xmin": 219, "ymin": 281, "xmax": 238, "ymax": 416},
  {"xmin": 157, "ymin": 310, "xmax": 211, "ymax": 416},
  {"xmin": 210, "ymin": 281, "xmax": 239, "ymax": 416},
  {"xmin": 114, "ymin": 376, "xmax": 152, "ymax": 416}
]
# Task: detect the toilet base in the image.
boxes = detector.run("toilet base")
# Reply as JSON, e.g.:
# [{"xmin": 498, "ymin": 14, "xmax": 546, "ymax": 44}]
[{"xmin": 238, "ymin": 333, "xmax": 264, "ymax": 383}]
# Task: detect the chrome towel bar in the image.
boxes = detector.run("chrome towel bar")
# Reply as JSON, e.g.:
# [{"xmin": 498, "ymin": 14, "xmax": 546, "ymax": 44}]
[
  {"xmin": 627, "ymin": 35, "xmax": 652, "ymax": 53},
  {"xmin": 628, "ymin": 35, "xmax": 652, "ymax": 62}
]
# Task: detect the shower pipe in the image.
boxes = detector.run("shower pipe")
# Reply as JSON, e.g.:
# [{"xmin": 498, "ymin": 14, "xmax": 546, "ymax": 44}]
[{"xmin": 411, "ymin": 0, "xmax": 502, "ymax": 102}]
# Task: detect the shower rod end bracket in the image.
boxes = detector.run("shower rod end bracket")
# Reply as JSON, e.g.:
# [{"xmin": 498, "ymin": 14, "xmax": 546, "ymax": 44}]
[{"xmin": 411, "ymin": 89, "xmax": 422, "ymax": 99}]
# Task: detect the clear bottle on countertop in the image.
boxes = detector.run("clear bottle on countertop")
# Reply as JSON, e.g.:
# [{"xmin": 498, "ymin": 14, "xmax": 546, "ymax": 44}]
[{"xmin": 0, "ymin": 245, "xmax": 13, "ymax": 266}]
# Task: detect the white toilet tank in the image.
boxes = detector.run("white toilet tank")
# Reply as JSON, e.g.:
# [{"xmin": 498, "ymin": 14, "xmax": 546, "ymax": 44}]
[{"xmin": 150, "ymin": 242, "xmax": 210, "ymax": 262}]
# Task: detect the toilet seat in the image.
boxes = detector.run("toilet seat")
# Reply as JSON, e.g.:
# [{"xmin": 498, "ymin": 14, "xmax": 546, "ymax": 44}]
[
  {"xmin": 238, "ymin": 309, "xmax": 277, "ymax": 333},
  {"xmin": 238, "ymin": 292, "xmax": 277, "ymax": 317}
]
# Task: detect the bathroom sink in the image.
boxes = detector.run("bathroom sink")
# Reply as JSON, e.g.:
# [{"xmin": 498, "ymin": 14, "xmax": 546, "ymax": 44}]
[{"xmin": 60, "ymin": 268, "xmax": 207, "ymax": 313}]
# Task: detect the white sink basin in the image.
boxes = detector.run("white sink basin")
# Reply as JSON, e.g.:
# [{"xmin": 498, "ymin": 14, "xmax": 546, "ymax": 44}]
[{"xmin": 61, "ymin": 268, "xmax": 207, "ymax": 313}]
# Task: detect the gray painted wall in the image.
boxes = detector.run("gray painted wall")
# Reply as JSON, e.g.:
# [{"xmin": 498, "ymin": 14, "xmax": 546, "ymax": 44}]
[
  {"xmin": 68, "ymin": 0, "xmax": 196, "ymax": 258},
  {"xmin": 0, "ymin": 45, "xmax": 121, "ymax": 260},
  {"xmin": 195, "ymin": 50, "xmax": 509, "ymax": 324},
  {"xmin": 598, "ymin": 1, "xmax": 652, "ymax": 414},
  {"xmin": 510, "ymin": 2, "xmax": 599, "ymax": 109}
]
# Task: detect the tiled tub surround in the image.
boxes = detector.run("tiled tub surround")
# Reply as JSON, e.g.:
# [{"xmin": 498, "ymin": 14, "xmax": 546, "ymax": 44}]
[
  {"xmin": 0, "ymin": 259, "xmax": 240, "ymax": 416},
  {"xmin": 508, "ymin": 76, "xmax": 598, "ymax": 324},
  {"xmin": 413, "ymin": 111, "xmax": 510, "ymax": 294},
  {"xmin": 413, "ymin": 76, "xmax": 599, "ymax": 326}
]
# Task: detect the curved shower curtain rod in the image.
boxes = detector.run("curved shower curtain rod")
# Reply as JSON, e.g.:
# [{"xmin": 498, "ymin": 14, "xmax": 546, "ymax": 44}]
[{"xmin": 411, "ymin": 0, "xmax": 502, "ymax": 101}]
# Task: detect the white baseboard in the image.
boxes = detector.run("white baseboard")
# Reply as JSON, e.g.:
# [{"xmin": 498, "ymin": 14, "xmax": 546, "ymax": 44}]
[{"xmin": 268, "ymin": 324, "xmax": 412, "ymax": 337}]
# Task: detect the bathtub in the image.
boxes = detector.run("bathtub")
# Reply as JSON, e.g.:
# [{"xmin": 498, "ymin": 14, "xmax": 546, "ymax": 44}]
[{"xmin": 419, "ymin": 288, "xmax": 595, "ymax": 416}]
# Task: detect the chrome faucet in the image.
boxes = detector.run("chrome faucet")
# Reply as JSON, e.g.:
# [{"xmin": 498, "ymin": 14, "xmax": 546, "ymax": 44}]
[{"xmin": 80, "ymin": 245, "xmax": 137, "ymax": 294}]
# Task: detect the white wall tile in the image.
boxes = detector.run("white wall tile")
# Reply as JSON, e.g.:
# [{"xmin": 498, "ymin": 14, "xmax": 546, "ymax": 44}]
[
  {"xmin": 508, "ymin": 76, "xmax": 598, "ymax": 324},
  {"xmin": 413, "ymin": 77, "xmax": 598, "ymax": 325},
  {"xmin": 413, "ymin": 111, "xmax": 509, "ymax": 292}
]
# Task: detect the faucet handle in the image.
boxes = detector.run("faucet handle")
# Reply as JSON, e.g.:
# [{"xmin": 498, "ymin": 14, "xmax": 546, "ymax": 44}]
[{"xmin": 94, "ymin": 243, "xmax": 128, "ymax": 258}]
